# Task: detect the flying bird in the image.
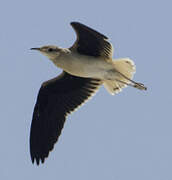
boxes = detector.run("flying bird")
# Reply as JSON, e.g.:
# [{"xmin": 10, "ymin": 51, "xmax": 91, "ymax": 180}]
[{"xmin": 30, "ymin": 22, "xmax": 147, "ymax": 165}]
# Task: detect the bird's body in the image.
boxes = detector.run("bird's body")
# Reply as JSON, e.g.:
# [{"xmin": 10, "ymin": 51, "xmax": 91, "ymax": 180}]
[
  {"xmin": 50, "ymin": 50, "xmax": 113, "ymax": 79},
  {"xmin": 30, "ymin": 22, "xmax": 147, "ymax": 165}
]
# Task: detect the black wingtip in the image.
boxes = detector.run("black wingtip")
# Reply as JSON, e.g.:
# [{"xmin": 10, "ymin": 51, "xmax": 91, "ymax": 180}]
[
  {"xmin": 32, "ymin": 158, "xmax": 46, "ymax": 166},
  {"xmin": 70, "ymin": 21, "xmax": 83, "ymax": 28},
  {"xmin": 31, "ymin": 157, "xmax": 34, "ymax": 164},
  {"xmin": 70, "ymin": 21, "xmax": 89, "ymax": 27},
  {"xmin": 35, "ymin": 158, "xmax": 39, "ymax": 165},
  {"xmin": 70, "ymin": 21, "xmax": 108, "ymax": 40},
  {"xmin": 70, "ymin": 21, "xmax": 78, "ymax": 26},
  {"xmin": 31, "ymin": 155, "xmax": 47, "ymax": 165},
  {"xmin": 41, "ymin": 157, "xmax": 45, "ymax": 164},
  {"xmin": 31, "ymin": 156, "xmax": 40, "ymax": 166}
]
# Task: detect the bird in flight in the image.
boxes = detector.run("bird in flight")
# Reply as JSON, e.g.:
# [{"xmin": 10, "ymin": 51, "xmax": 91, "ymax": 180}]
[{"xmin": 30, "ymin": 22, "xmax": 147, "ymax": 165}]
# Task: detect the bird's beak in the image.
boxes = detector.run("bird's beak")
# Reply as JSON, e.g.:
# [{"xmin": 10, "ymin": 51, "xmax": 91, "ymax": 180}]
[{"xmin": 30, "ymin": 48, "xmax": 41, "ymax": 51}]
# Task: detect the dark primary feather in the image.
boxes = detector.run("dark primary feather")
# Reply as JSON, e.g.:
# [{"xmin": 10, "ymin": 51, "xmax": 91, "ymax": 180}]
[
  {"xmin": 30, "ymin": 72, "xmax": 101, "ymax": 165},
  {"xmin": 70, "ymin": 22, "xmax": 113, "ymax": 58}
]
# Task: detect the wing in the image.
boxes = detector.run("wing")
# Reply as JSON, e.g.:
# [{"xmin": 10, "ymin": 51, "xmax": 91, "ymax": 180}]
[
  {"xmin": 70, "ymin": 22, "xmax": 113, "ymax": 59},
  {"xmin": 30, "ymin": 72, "xmax": 102, "ymax": 165}
]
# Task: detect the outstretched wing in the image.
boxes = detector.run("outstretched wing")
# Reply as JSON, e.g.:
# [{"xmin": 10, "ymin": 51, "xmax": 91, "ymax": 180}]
[
  {"xmin": 70, "ymin": 22, "xmax": 113, "ymax": 59},
  {"xmin": 30, "ymin": 72, "xmax": 101, "ymax": 165}
]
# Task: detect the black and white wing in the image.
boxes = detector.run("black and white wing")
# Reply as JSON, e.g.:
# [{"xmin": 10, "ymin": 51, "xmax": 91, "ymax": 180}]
[
  {"xmin": 30, "ymin": 72, "xmax": 101, "ymax": 165},
  {"xmin": 70, "ymin": 22, "xmax": 113, "ymax": 59}
]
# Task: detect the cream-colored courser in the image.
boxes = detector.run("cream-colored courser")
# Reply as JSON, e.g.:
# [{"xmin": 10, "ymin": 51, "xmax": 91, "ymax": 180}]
[{"xmin": 30, "ymin": 22, "xmax": 147, "ymax": 165}]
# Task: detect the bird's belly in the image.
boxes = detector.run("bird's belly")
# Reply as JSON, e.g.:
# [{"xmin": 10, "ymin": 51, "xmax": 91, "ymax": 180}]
[{"xmin": 61, "ymin": 56, "xmax": 112, "ymax": 79}]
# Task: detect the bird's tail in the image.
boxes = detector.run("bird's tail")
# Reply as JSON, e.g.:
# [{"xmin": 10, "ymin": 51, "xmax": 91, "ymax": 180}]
[{"xmin": 103, "ymin": 58, "xmax": 146, "ymax": 95}]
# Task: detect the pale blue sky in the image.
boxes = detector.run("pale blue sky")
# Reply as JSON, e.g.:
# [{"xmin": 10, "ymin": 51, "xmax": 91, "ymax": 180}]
[{"xmin": 0, "ymin": 0, "xmax": 172, "ymax": 179}]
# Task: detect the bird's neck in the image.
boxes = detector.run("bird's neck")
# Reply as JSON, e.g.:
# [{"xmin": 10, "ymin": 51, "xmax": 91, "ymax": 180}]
[{"xmin": 50, "ymin": 48, "xmax": 72, "ymax": 69}]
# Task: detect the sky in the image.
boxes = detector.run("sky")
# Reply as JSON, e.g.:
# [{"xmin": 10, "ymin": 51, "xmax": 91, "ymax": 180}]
[{"xmin": 0, "ymin": 0, "xmax": 172, "ymax": 179}]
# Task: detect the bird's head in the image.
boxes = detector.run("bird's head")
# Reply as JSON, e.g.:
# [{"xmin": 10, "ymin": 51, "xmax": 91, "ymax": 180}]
[{"xmin": 31, "ymin": 45, "xmax": 62, "ymax": 60}]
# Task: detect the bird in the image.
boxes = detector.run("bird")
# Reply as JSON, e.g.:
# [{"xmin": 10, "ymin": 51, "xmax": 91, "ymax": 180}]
[{"xmin": 30, "ymin": 21, "xmax": 147, "ymax": 165}]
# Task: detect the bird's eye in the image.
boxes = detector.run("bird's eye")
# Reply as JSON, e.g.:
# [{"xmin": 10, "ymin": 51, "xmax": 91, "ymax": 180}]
[{"xmin": 48, "ymin": 48, "xmax": 53, "ymax": 52}]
